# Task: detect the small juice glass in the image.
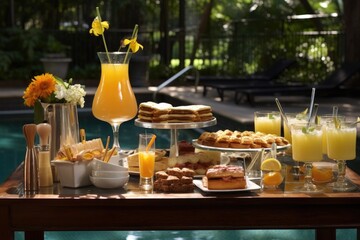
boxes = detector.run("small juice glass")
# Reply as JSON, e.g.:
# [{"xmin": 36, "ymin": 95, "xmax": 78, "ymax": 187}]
[{"xmin": 138, "ymin": 134, "xmax": 156, "ymax": 191}]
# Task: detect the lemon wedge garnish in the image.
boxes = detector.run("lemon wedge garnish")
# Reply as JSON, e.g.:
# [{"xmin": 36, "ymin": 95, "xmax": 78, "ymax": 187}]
[{"xmin": 261, "ymin": 158, "xmax": 282, "ymax": 171}]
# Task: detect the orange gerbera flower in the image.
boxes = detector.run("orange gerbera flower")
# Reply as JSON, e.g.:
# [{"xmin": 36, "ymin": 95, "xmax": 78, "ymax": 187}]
[
  {"xmin": 32, "ymin": 73, "xmax": 56, "ymax": 99},
  {"xmin": 23, "ymin": 82, "xmax": 37, "ymax": 107},
  {"xmin": 23, "ymin": 73, "xmax": 56, "ymax": 107}
]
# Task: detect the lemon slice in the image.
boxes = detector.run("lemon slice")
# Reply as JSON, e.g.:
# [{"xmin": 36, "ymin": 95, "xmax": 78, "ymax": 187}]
[{"xmin": 261, "ymin": 158, "xmax": 282, "ymax": 171}]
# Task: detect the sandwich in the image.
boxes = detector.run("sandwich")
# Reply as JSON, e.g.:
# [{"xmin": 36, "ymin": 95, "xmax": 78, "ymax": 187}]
[{"xmin": 202, "ymin": 165, "xmax": 247, "ymax": 190}]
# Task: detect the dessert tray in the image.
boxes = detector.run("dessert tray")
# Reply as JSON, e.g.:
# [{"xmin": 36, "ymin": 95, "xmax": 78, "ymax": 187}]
[
  {"xmin": 193, "ymin": 178, "xmax": 261, "ymax": 192},
  {"xmin": 134, "ymin": 118, "xmax": 217, "ymax": 129},
  {"xmin": 192, "ymin": 139, "xmax": 291, "ymax": 152}
]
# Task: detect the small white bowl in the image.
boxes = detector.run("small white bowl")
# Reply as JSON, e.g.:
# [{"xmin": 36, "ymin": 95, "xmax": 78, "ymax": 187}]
[
  {"xmin": 89, "ymin": 175, "xmax": 129, "ymax": 189},
  {"xmin": 51, "ymin": 160, "xmax": 92, "ymax": 188},
  {"xmin": 91, "ymin": 159, "xmax": 128, "ymax": 172},
  {"xmin": 91, "ymin": 170, "xmax": 128, "ymax": 178}
]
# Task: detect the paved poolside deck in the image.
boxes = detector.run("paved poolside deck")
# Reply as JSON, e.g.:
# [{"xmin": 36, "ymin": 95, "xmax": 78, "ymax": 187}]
[
  {"xmin": 1, "ymin": 86, "xmax": 360, "ymax": 125},
  {"xmin": 156, "ymin": 86, "xmax": 360, "ymax": 124}
]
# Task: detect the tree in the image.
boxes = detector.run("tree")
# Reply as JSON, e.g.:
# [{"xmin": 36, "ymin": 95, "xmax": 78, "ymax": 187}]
[{"xmin": 343, "ymin": 0, "xmax": 360, "ymax": 63}]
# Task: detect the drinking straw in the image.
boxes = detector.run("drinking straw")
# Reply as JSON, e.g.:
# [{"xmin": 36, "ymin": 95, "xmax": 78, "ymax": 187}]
[
  {"xmin": 275, "ymin": 98, "xmax": 289, "ymax": 129},
  {"xmin": 146, "ymin": 134, "xmax": 156, "ymax": 152},
  {"xmin": 307, "ymin": 88, "xmax": 316, "ymax": 123},
  {"xmin": 104, "ymin": 147, "xmax": 116, "ymax": 163},
  {"xmin": 332, "ymin": 106, "xmax": 338, "ymax": 118},
  {"xmin": 310, "ymin": 104, "xmax": 319, "ymax": 124},
  {"xmin": 103, "ymin": 136, "xmax": 110, "ymax": 161}
]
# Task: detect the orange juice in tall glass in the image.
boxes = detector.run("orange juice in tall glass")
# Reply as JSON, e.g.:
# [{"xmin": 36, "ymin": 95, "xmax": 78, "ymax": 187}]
[
  {"xmin": 92, "ymin": 52, "xmax": 138, "ymax": 156},
  {"xmin": 92, "ymin": 63, "xmax": 137, "ymax": 123}
]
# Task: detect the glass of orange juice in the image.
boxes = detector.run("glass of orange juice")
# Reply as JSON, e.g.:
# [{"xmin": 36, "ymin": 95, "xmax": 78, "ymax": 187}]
[
  {"xmin": 254, "ymin": 111, "xmax": 281, "ymax": 135},
  {"xmin": 291, "ymin": 122, "xmax": 323, "ymax": 193},
  {"xmin": 92, "ymin": 52, "xmax": 138, "ymax": 158},
  {"xmin": 138, "ymin": 134, "xmax": 156, "ymax": 191},
  {"xmin": 326, "ymin": 120, "xmax": 357, "ymax": 192}
]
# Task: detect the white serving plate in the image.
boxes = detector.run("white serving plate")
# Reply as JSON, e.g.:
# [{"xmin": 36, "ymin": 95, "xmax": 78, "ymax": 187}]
[
  {"xmin": 192, "ymin": 140, "xmax": 291, "ymax": 153},
  {"xmin": 193, "ymin": 178, "xmax": 261, "ymax": 192}
]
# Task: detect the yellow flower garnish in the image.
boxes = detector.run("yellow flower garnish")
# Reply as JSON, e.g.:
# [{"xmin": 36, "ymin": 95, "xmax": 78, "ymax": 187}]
[
  {"xmin": 89, "ymin": 7, "xmax": 143, "ymax": 64},
  {"xmin": 23, "ymin": 73, "xmax": 56, "ymax": 107},
  {"xmin": 123, "ymin": 38, "xmax": 143, "ymax": 53},
  {"xmin": 89, "ymin": 17, "xmax": 109, "ymax": 36},
  {"xmin": 89, "ymin": 7, "xmax": 110, "ymax": 62}
]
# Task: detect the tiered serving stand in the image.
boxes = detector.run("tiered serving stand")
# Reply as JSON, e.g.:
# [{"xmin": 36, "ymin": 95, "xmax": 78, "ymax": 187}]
[{"xmin": 134, "ymin": 118, "xmax": 217, "ymax": 157}]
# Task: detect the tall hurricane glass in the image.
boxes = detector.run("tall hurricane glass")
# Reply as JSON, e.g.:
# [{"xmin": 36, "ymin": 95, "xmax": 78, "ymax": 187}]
[{"xmin": 92, "ymin": 52, "xmax": 138, "ymax": 156}]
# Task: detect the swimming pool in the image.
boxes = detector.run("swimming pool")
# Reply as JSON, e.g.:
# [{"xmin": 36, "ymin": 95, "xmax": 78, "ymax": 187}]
[{"xmin": 0, "ymin": 108, "xmax": 200, "ymax": 183}]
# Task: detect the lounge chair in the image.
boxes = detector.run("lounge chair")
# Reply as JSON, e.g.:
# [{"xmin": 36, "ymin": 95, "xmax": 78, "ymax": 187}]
[
  {"xmin": 194, "ymin": 59, "xmax": 296, "ymax": 101},
  {"xmin": 234, "ymin": 61, "xmax": 360, "ymax": 105}
]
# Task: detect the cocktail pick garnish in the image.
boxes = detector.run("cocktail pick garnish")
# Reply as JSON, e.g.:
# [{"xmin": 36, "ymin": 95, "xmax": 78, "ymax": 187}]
[
  {"xmin": 146, "ymin": 134, "xmax": 156, "ymax": 152},
  {"xmin": 275, "ymin": 98, "xmax": 289, "ymax": 129},
  {"xmin": 103, "ymin": 136, "xmax": 110, "ymax": 161}
]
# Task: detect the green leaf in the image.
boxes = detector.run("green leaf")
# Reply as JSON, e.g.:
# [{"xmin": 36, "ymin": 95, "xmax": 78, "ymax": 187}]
[
  {"xmin": 301, "ymin": 126, "xmax": 315, "ymax": 134},
  {"xmin": 33, "ymin": 101, "xmax": 44, "ymax": 124}
]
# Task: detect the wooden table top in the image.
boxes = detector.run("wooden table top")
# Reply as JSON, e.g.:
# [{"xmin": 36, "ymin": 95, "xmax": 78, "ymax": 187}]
[{"xmin": 1, "ymin": 163, "xmax": 360, "ymax": 240}]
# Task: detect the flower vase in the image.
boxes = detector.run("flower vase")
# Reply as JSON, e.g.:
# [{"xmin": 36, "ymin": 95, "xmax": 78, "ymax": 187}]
[{"xmin": 41, "ymin": 102, "xmax": 80, "ymax": 160}]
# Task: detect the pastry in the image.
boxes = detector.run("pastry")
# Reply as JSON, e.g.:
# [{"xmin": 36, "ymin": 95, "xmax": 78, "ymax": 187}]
[{"xmin": 202, "ymin": 165, "xmax": 247, "ymax": 190}]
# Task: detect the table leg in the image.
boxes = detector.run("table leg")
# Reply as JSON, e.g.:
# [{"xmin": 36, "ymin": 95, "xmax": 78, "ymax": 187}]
[
  {"xmin": 0, "ymin": 206, "xmax": 14, "ymax": 240},
  {"xmin": 315, "ymin": 228, "xmax": 336, "ymax": 240},
  {"xmin": 24, "ymin": 231, "xmax": 44, "ymax": 240}
]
